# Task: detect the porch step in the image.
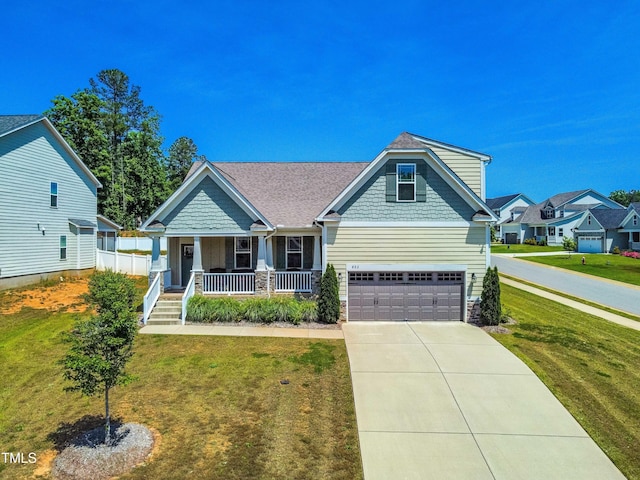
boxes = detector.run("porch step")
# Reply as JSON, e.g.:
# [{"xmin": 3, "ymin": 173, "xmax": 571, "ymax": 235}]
[{"xmin": 147, "ymin": 299, "xmax": 182, "ymax": 326}]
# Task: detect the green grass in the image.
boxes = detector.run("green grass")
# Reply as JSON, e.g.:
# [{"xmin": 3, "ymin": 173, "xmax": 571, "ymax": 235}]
[
  {"xmin": 495, "ymin": 283, "xmax": 640, "ymax": 479},
  {"xmin": 521, "ymin": 253, "xmax": 640, "ymax": 286},
  {"xmin": 491, "ymin": 243, "xmax": 565, "ymax": 254},
  {"xmin": 0, "ymin": 291, "xmax": 362, "ymax": 479}
]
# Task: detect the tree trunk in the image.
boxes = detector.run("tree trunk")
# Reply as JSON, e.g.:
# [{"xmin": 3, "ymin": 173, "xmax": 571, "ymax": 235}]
[{"xmin": 105, "ymin": 386, "xmax": 111, "ymax": 444}]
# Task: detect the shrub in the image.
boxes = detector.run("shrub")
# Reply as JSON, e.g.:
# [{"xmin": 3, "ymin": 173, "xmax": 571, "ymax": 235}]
[
  {"xmin": 298, "ymin": 299, "xmax": 319, "ymax": 323},
  {"xmin": 186, "ymin": 296, "xmax": 241, "ymax": 323},
  {"xmin": 562, "ymin": 237, "xmax": 577, "ymax": 252},
  {"xmin": 242, "ymin": 297, "xmax": 269, "ymax": 323},
  {"xmin": 318, "ymin": 264, "xmax": 340, "ymax": 324},
  {"xmin": 524, "ymin": 238, "xmax": 537, "ymax": 246},
  {"xmin": 480, "ymin": 266, "xmax": 501, "ymax": 326},
  {"xmin": 612, "ymin": 246, "xmax": 621, "ymax": 255}
]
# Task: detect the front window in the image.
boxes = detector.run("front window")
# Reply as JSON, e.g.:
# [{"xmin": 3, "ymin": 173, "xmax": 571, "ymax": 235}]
[
  {"xmin": 559, "ymin": 228, "xmax": 564, "ymax": 237},
  {"xmin": 50, "ymin": 182, "xmax": 58, "ymax": 208},
  {"xmin": 235, "ymin": 237, "xmax": 251, "ymax": 269},
  {"xmin": 286, "ymin": 236, "xmax": 302, "ymax": 269},
  {"xmin": 397, "ymin": 164, "xmax": 416, "ymax": 202},
  {"xmin": 633, "ymin": 232, "xmax": 640, "ymax": 242},
  {"xmin": 60, "ymin": 235, "xmax": 67, "ymax": 260},
  {"xmin": 548, "ymin": 227, "xmax": 556, "ymax": 236}
]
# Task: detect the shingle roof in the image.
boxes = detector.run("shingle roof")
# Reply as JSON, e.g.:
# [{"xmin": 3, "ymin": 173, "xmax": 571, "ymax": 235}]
[
  {"xmin": 630, "ymin": 202, "xmax": 640, "ymax": 213},
  {"xmin": 387, "ymin": 132, "xmax": 428, "ymax": 149},
  {"xmin": 588, "ymin": 209, "xmax": 628, "ymax": 229},
  {"xmin": 187, "ymin": 161, "xmax": 369, "ymax": 228},
  {"xmin": 0, "ymin": 114, "xmax": 43, "ymax": 136},
  {"xmin": 486, "ymin": 194, "xmax": 520, "ymax": 210},
  {"xmin": 545, "ymin": 189, "xmax": 590, "ymax": 207}
]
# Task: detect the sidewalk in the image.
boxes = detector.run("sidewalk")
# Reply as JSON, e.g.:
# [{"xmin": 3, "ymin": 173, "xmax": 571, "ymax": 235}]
[
  {"xmin": 500, "ymin": 277, "xmax": 640, "ymax": 331},
  {"xmin": 139, "ymin": 323, "xmax": 344, "ymax": 339}
]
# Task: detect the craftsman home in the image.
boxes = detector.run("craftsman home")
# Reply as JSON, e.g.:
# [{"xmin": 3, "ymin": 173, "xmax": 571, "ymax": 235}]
[{"xmin": 140, "ymin": 132, "xmax": 498, "ymax": 322}]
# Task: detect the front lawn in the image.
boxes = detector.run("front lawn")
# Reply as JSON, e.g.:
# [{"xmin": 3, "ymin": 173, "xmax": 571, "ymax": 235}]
[
  {"xmin": 522, "ymin": 253, "xmax": 640, "ymax": 286},
  {"xmin": 495, "ymin": 283, "xmax": 640, "ymax": 479},
  {"xmin": 0, "ymin": 283, "xmax": 362, "ymax": 479},
  {"xmin": 491, "ymin": 244, "xmax": 565, "ymax": 254}
]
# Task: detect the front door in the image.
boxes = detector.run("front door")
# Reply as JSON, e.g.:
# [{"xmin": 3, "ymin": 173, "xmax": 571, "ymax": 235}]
[{"xmin": 181, "ymin": 244, "xmax": 194, "ymax": 286}]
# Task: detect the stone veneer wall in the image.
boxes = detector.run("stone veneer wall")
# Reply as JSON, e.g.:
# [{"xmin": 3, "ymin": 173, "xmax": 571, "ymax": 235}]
[
  {"xmin": 466, "ymin": 300, "xmax": 480, "ymax": 324},
  {"xmin": 254, "ymin": 270, "xmax": 276, "ymax": 296}
]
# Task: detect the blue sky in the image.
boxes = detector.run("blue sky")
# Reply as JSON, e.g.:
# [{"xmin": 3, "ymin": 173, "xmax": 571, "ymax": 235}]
[{"xmin": 2, "ymin": 1, "xmax": 638, "ymax": 202}]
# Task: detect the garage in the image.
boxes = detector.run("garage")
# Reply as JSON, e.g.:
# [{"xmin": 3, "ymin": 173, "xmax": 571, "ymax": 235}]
[
  {"xmin": 348, "ymin": 271, "xmax": 464, "ymax": 321},
  {"xmin": 505, "ymin": 233, "xmax": 518, "ymax": 244},
  {"xmin": 578, "ymin": 236, "xmax": 603, "ymax": 253}
]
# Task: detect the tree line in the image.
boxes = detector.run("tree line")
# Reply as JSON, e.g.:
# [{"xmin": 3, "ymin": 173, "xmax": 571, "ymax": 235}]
[
  {"xmin": 609, "ymin": 190, "xmax": 640, "ymax": 207},
  {"xmin": 45, "ymin": 69, "xmax": 206, "ymax": 230}
]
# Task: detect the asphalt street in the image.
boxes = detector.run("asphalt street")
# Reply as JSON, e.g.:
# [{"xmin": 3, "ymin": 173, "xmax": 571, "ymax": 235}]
[{"xmin": 491, "ymin": 255, "xmax": 640, "ymax": 316}]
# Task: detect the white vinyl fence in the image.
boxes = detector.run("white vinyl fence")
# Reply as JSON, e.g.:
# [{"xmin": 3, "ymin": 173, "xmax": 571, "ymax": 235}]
[
  {"xmin": 116, "ymin": 236, "xmax": 167, "ymax": 251},
  {"xmin": 96, "ymin": 249, "xmax": 167, "ymax": 276}
]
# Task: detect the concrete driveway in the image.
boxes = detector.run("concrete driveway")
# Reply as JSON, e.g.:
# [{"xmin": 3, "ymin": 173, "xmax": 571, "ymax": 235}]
[{"xmin": 343, "ymin": 322, "xmax": 624, "ymax": 480}]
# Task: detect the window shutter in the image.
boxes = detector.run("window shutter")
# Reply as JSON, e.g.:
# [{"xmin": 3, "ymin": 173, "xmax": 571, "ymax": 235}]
[
  {"xmin": 251, "ymin": 237, "xmax": 258, "ymax": 270},
  {"xmin": 303, "ymin": 236, "xmax": 314, "ymax": 269},
  {"xmin": 416, "ymin": 161, "xmax": 427, "ymax": 202},
  {"xmin": 386, "ymin": 163, "xmax": 396, "ymax": 202},
  {"xmin": 275, "ymin": 237, "xmax": 286, "ymax": 270},
  {"xmin": 225, "ymin": 237, "xmax": 234, "ymax": 271}
]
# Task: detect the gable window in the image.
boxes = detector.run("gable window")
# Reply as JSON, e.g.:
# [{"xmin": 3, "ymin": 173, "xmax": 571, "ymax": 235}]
[
  {"xmin": 286, "ymin": 236, "xmax": 303, "ymax": 269},
  {"xmin": 544, "ymin": 206, "xmax": 554, "ymax": 219},
  {"xmin": 587, "ymin": 215, "xmax": 592, "ymax": 225},
  {"xmin": 60, "ymin": 235, "xmax": 67, "ymax": 260},
  {"xmin": 235, "ymin": 237, "xmax": 251, "ymax": 269},
  {"xmin": 396, "ymin": 164, "xmax": 416, "ymax": 202},
  {"xmin": 634, "ymin": 216, "xmax": 638, "ymax": 226},
  {"xmin": 559, "ymin": 228, "xmax": 564, "ymax": 237},
  {"xmin": 50, "ymin": 182, "xmax": 58, "ymax": 208}
]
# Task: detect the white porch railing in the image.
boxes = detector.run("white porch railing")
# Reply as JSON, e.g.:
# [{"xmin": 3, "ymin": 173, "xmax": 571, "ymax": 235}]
[
  {"xmin": 203, "ymin": 273, "xmax": 255, "ymax": 294},
  {"xmin": 142, "ymin": 273, "xmax": 161, "ymax": 325},
  {"xmin": 275, "ymin": 271, "xmax": 313, "ymax": 293},
  {"xmin": 181, "ymin": 272, "xmax": 196, "ymax": 325}
]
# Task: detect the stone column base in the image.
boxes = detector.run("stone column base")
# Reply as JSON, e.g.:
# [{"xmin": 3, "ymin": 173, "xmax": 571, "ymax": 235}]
[
  {"xmin": 148, "ymin": 269, "xmax": 168, "ymax": 294},
  {"xmin": 311, "ymin": 270, "xmax": 322, "ymax": 295},
  {"xmin": 466, "ymin": 300, "xmax": 480, "ymax": 324},
  {"xmin": 194, "ymin": 270, "xmax": 204, "ymax": 295}
]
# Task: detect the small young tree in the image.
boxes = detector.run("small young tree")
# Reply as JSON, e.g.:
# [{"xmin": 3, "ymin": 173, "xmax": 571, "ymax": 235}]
[
  {"xmin": 562, "ymin": 236, "xmax": 577, "ymax": 252},
  {"xmin": 318, "ymin": 264, "xmax": 340, "ymax": 324},
  {"xmin": 480, "ymin": 266, "xmax": 501, "ymax": 326},
  {"xmin": 60, "ymin": 270, "xmax": 138, "ymax": 443}
]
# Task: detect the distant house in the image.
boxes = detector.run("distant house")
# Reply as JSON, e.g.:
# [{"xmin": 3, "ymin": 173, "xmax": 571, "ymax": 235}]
[
  {"xmin": 486, "ymin": 193, "xmax": 536, "ymax": 244},
  {"xmin": 511, "ymin": 189, "xmax": 623, "ymax": 249},
  {"xmin": 0, "ymin": 115, "xmax": 102, "ymax": 289},
  {"xmin": 140, "ymin": 132, "xmax": 498, "ymax": 323},
  {"xmin": 97, "ymin": 215, "xmax": 122, "ymax": 252},
  {"xmin": 573, "ymin": 203, "xmax": 640, "ymax": 253}
]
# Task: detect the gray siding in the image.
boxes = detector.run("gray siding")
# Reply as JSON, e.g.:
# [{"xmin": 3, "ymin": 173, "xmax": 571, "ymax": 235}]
[
  {"xmin": 161, "ymin": 176, "xmax": 255, "ymax": 233},
  {"xmin": 0, "ymin": 122, "xmax": 98, "ymax": 278},
  {"xmin": 338, "ymin": 159, "xmax": 476, "ymax": 221}
]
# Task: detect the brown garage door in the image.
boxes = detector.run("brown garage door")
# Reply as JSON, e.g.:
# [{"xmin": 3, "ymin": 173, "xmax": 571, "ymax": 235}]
[{"xmin": 348, "ymin": 271, "xmax": 464, "ymax": 321}]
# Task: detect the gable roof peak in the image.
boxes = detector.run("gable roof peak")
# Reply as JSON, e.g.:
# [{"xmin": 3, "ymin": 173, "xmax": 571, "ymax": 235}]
[{"xmin": 386, "ymin": 132, "xmax": 427, "ymax": 150}]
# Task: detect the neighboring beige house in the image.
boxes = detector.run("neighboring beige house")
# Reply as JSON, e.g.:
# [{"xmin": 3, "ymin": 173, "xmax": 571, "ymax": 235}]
[{"xmin": 140, "ymin": 132, "xmax": 497, "ymax": 323}]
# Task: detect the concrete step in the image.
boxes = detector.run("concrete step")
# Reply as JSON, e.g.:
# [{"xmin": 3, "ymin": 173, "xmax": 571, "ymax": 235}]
[
  {"xmin": 151, "ymin": 306, "xmax": 182, "ymax": 314},
  {"xmin": 146, "ymin": 317, "xmax": 181, "ymax": 326}
]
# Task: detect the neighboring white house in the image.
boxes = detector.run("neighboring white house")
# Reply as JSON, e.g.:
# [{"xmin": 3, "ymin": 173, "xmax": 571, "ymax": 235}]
[
  {"xmin": 0, "ymin": 115, "xmax": 102, "ymax": 289},
  {"xmin": 97, "ymin": 214, "xmax": 122, "ymax": 252},
  {"xmin": 486, "ymin": 193, "xmax": 536, "ymax": 244},
  {"xmin": 514, "ymin": 189, "xmax": 624, "ymax": 248}
]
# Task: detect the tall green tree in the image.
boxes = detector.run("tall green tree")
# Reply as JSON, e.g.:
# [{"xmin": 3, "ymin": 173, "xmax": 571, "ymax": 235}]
[
  {"xmin": 46, "ymin": 69, "xmax": 169, "ymax": 228},
  {"xmin": 318, "ymin": 264, "xmax": 340, "ymax": 324},
  {"xmin": 610, "ymin": 189, "xmax": 640, "ymax": 207},
  {"xmin": 480, "ymin": 266, "xmax": 501, "ymax": 326},
  {"xmin": 60, "ymin": 271, "xmax": 138, "ymax": 443},
  {"xmin": 167, "ymin": 136, "xmax": 205, "ymax": 192}
]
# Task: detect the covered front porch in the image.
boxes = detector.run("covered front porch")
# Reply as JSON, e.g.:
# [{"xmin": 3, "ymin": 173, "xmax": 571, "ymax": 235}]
[{"xmin": 148, "ymin": 233, "xmax": 323, "ymax": 295}]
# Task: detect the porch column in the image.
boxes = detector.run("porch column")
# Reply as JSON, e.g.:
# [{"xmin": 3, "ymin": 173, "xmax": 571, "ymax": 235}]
[
  {"xmin": 312, "ymin": 234, "xmax": 321, "ymax": 270},
  {"xmin": 192, "ymin": 236, "xmax": 204, "ymax": 294},
  {"xmin": 311, "ymin": 234, "xmax": 322, "ymax": 294},
  {"xmin": 266, "ymin": 237, "xmax": 274, "ymax": 268},
  {"xmin": 150, "ymin": 235, "xmax": 163, "ymax": 271},
  {"xmin": 256, "ymin": 234, "xmax": 267, "ymax": 271}
]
